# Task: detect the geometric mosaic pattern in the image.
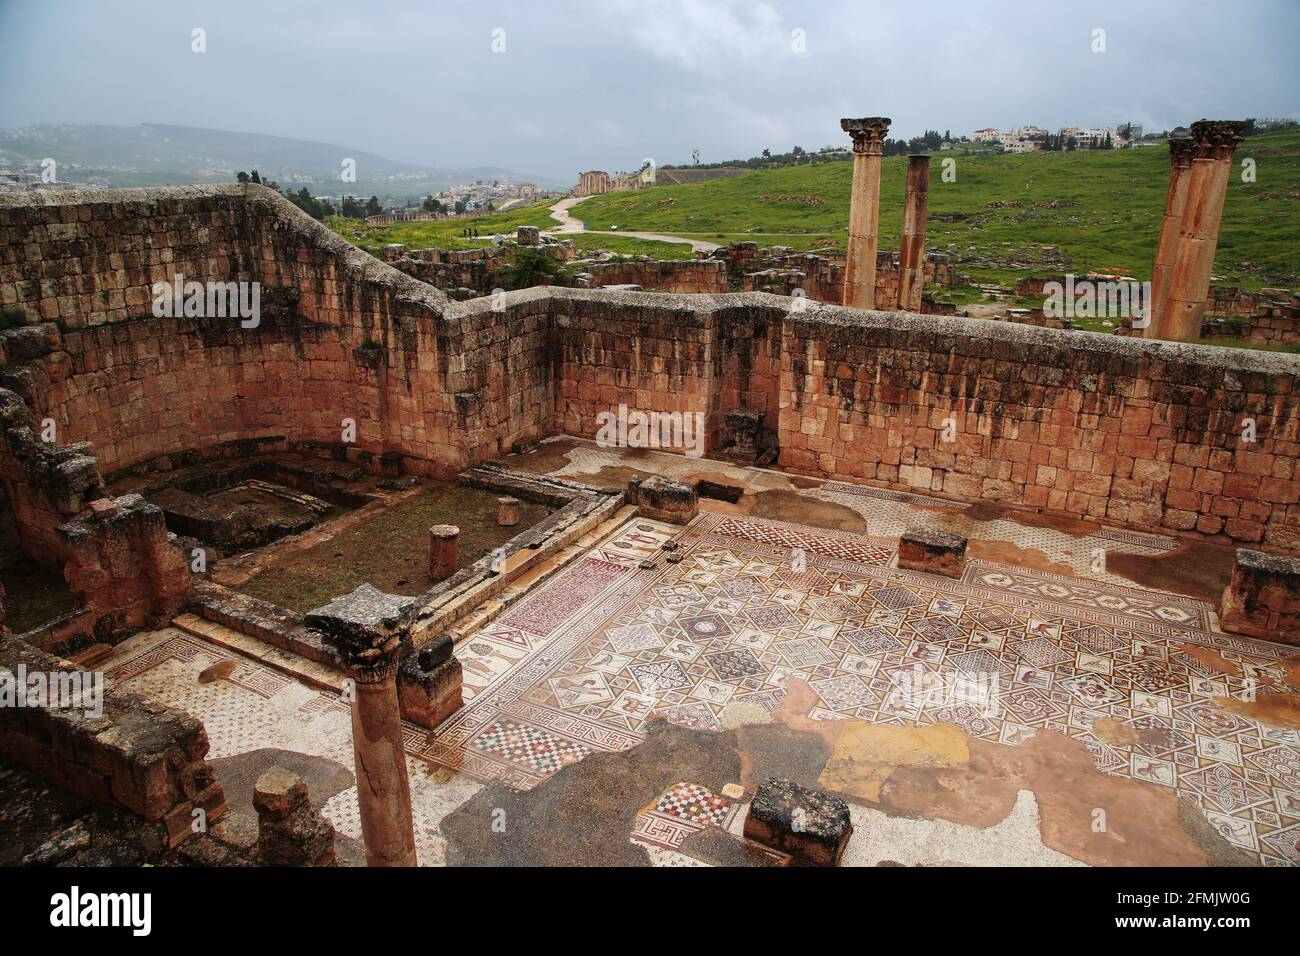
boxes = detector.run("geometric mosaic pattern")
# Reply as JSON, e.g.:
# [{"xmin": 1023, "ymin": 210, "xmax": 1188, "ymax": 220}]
[
  {"xmin": 630, "ymin": 781, "xmax": 738, "ymax": 851},
  {"xmin": 430, "ymin": 511, "xmax": 1300, "ymax": 866},
  {"xmin": 468, "ymin": 719, "xmax": 592, "ymax": 775},
  {"xmin": 711, "ymin": 516, "xmax": 895, "ymax": 566}
]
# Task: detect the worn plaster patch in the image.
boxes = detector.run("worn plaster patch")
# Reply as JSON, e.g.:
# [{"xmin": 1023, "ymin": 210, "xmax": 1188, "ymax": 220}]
[
  {"xmin": 818, "ymin": 722, "xmax": 971, "ymax": 803},
  {"xmin": 842, "ymin": 789, "xmax": 1085, "ymax": 867}
]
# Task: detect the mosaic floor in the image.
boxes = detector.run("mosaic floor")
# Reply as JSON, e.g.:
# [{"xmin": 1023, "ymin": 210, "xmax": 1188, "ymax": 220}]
[
  {"xmin": 103, "ymin": 628, "xmax": 485, "ymax": 866},
  {"xmin": 434, "ymin": 511, "xmax": 1300, "ymax": 866},
  {"xmin": 100, "ymin": 476, "xmax": 1300, "ymax": 866}
]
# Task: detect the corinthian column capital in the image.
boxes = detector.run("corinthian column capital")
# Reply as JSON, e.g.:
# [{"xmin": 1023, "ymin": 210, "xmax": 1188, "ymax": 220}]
[
  {"xmin": 1189, "ymin": 120, "xmax": 1247, "ymax": 161},
  {"xmin": 841, "ymin": 117, "xmax": 892, "ymax": 156},
  {"xmin": 1168, "ymin": 129, "xmax": 1195, "ymax": 167}
]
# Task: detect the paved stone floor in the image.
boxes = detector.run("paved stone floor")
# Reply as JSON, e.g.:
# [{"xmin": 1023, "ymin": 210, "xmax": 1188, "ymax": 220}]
[{"xmin": 101, "ymin": 445, "xmax": 1300, "ymax": 867}]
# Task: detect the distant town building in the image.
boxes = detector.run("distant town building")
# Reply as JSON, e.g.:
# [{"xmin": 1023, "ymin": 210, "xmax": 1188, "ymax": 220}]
[{"xmin": 968, "ymin": 123, "xmax": 1136, "ymax": 151}]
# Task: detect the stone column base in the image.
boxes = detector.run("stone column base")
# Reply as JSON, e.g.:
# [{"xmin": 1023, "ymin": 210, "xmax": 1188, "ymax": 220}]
[
  {"xmin": 1220, "ymin": 549, "xmax": 1300, "ymax": 644},
  {"xmin": 397, "ymin": 634, "xmax": 464, "ymax": 729},
  {"xmin": 628, "ymin": 475, "xmax": 699, "ymax": 524}
]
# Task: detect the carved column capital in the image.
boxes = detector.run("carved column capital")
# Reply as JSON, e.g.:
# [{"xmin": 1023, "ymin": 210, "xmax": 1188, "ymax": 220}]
[
  {"xmin": 841, "ymin": 117, "xmax": 892, "ymax": 156},
  {"xmin": 305, "ymin": 584, "xmax": 414, "ymax": 683},
  {"xmin": 1167, "ymin": 130, "xmax": 1195, "ymax": 167},
  {"xmin": 1189, "ymin": 120, "xmax": 1247, "ymax": 161}
]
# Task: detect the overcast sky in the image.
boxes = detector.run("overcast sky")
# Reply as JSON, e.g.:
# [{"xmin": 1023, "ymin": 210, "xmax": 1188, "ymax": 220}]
[{"xmin": 1, "ymin": 0, "xmax": 1297, "ymax": 179}]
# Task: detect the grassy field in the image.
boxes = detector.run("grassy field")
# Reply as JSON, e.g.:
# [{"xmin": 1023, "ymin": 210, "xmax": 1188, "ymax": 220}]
[
  {"xmin": 326, "ymin": 199, "xmax": 560, "ymax": 253},
  {"xmin": 563, "ymin": 232, "xmax": 695, "ymax": 259},
  {"xmin": 569, "ymin": 129, "xmax": 1300, "ymax": 291},
  {"xmin": 325, "ymin": 200, "xmax": 692, "ymax": 260}
]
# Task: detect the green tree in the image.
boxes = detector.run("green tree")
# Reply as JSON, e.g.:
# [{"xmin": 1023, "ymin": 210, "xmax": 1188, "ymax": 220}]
[{"xmin": 494, "ymin": 247, "xmax": 571, "ymax": 291}]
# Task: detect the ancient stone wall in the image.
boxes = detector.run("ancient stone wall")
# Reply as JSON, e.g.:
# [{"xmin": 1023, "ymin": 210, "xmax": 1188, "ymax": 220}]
[
  {"xmin": 1201, "ymin": 288, "xmax": 1300, "ymax": 346},
  {"xmin": 0, "ymin": 632, "xmax": 228, "ymax": 845},
  {"xmin": 779, "ymin": 308, "xmax": 1299, "ymax": 548},
  {"xmin": 712, "ymin": 305, "xmax": 783, "ymax": 451},
  {"xmin": 723, "ymin": 242, "xmax": 953, "ymax": 307},
  {"xmin": 550, "ymin": 291, "xmax": 715, "ymax": 454},
  {"xmin": 0, "ymin": 186, "xmax": 508, "ymax": 480},
  {"xmin": 3, "ymin": 185, "xmax": 1297, "ymax": 561},
  {"xmin": 575, "ymin": 259, "xmax": 728, "ymax": 294},
  {"xmin": 0, "ymin": 385, "xmax": 189, "ymax": 638},
  {"xmin": 1021, "ymin": 276, "xmax": 1300, "ymax": 347}
]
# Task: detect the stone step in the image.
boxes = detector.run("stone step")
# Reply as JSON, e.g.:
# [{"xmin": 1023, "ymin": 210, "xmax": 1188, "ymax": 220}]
[
  {"xmin": 189, "ymin": 581, "xmax": 335, "ymax": 665},
  {"xmin": 172, "ymin": 612, "xmax": 346, "ymax": 695}
]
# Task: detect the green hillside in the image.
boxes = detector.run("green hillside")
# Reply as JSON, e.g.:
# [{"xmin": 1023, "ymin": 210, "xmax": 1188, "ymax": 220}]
[{"xmin": 569, "ymin": 128, "xmax": 1300, "ymax": 291}]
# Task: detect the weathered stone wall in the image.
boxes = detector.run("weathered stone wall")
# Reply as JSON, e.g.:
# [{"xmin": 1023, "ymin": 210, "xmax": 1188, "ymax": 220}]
[
  {"xmin": 1201, "ymin": 288, "xmax": 1300, "ymax": 346},
  {"xmin": 576, "ymin": 259, "xmax": 728, "ymax": 295},
  {"xmin": 550, "ymin": 291, "xmax": 714, "ymax": 454},
  {"xmin": 0, "ymin": 385, "xmax": 189, "ymax": 638},
  {"xmin": 723, "ymin": 242, "xmax": 953, "ymax": 307},
  {"xmin": 713, "ymin": 306, "xmax": 783, "ymax": 451},
  {"xmin": 0, "ymin": 632, "xmax": 228, "ymax": 845},
  {"xmin": 1021, "ymin": 276, "xmax": 1300, "ymax": 347},
  {"xmin": 779, "ymin": 308, "xmax": 1299, "ymax": 548},
  {"xmin": 4, "ymin": 185, "xmax": 1297, "ymax": 562},
  {"xmin": 0, "ymin": 185, "xmax": 521, "ymax": 479}
]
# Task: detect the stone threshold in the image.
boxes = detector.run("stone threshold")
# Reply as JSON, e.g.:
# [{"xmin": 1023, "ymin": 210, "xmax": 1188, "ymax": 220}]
[{"xmin": 171, "ymin": 611, "xmax": 346, "ymax": 694}]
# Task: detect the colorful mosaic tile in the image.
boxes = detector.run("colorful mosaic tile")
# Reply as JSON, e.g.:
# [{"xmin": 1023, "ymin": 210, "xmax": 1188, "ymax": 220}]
[{"xmin": 426, "ymin": 510, "xmax": 1299, "ymax": 866}]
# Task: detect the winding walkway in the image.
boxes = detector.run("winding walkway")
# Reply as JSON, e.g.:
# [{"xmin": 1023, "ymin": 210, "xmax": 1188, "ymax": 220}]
[{"xmin": 544, "ymin": 196, "xmax": 721, "ymax": 253}]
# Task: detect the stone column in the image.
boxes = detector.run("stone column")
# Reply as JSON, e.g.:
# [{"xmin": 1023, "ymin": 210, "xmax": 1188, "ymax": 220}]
[
  {"xmin": 897, "ymin": 154, "xmax": 930, "ymax": 312},
  {"xmin": 497, "ymin": 497, "xmax": 520, "ymax": 526},
  {"xmin": 840, "ymin": 117, "xmax": 891, "ymax": 310},
  {"xmin": 1145, "ymin": 129, "xmax": 1194, "ymax": 338},
  {"xmin": 305, "ymin": 584, "xmax": 418, "ymax": 867},
  {"xmin": 428, "ymin": 524, "xmax": 459, "ymax": 581},
  {"xmin": 1162, "ymin": 120, "xmax": 1247, "ymax": 341}
]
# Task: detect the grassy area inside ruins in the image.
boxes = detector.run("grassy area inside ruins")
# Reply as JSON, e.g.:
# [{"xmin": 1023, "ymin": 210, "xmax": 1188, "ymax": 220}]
[
  {"xmin": 325, "ymin": 199, "xmax": 559, "ymax": 253},
  {"xmin": 562, "ymin": 232, "xmax": 695, "ymax": 259},
  {"xmin": 237, "ymin": 482, "xmax": 552, "ymax": 613},
  {"xmin": 571, "ymin": 128, "xmax": 1300, "ymax": 291}
]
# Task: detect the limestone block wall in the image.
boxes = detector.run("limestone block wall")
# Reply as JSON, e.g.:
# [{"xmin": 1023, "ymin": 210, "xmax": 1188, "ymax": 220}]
[
  {"xmin": 437, "ymin": 291, "xmax": 554, "ymax": 462},
  {"xmin": 577, "ymin": 259, "xmax": 728, "ymax": 294},
  {"xmin": 725, "ymin": 243, "xmax": 953, "ymax": 307},
  {"xmin": 0, "ymin": 185, "xmax": 505, "ymax": 478},
  {"xmin": 550, "ymin": 291, "xmax": 715, "ymax": 452},
  {"xmin": 712, "ymin": 305, "xmax": 783, "ymax": 449},
  {"xmin": 2, "ymin": 184, "xmax": 1297, "ymax": 571},
  {"xmin": 0, "ymin": 385, "xmax": 189, "ymax": 637},
  {"xmin": 779, "ymin": 308, "xmax": 1300, "ymax": 549},
  {"xmin": 0, "ymin": 633, "xmax": 228, "ymax": 844}
]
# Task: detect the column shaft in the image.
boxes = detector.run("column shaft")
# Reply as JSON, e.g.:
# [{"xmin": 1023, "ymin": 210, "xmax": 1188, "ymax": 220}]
[
  {"xmin": 351, "ymin": 675, "xmax": 418, "ymax": 867},
  {"xmin": 897, "ymin": 155, "xmax": 930, "ymax": 312},
  {"xmin": 1145, "ymin": 134, "xmax": 1194, "ymax": 338},
  {"xmin": 840, "ymin": 117, "xmax": 891, "ymax": 310},
  {"xmin": 1163, "ymin": 120, "xmax": 1246, "ymax": 341}
]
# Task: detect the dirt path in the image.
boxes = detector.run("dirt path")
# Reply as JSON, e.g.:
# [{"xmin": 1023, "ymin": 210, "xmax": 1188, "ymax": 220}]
[{"xmin": 545, "ymin": 196, "xmax": 721, "ymax": 253}]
